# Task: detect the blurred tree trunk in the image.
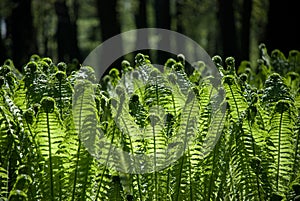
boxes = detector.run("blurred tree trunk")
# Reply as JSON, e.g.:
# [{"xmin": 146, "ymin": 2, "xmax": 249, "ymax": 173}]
[
  {"xmin": 10, "ymin": 0, "xmax": 37, "ymax": 71},
  {"xmin": 96, "ymin": 0, "xmax": 121, "ymax": 41},
  {"xmin": 241, "ymin": 0, "xmax": 252, "ymax": 61},
  {"xmin": 176, "ymin": 0, "xmax": 186, "ymax": 54},
  {"xmin": 0, "ymin": 28, "xmax": 7, "ymax": 65},
  {"xmin": 55, "ymin": 0, "xmax": 81, "ymax": 63},
  {"xmin": 96, "ymin": 0, "xmax": 123, "ymax": 71},
  {"xmin": 154, "ymin": 0, "xmax": 171, "ymax": 65},
  {"xmin": 134, "ymin": 0, "xmax": 149, "ymax": 56},
  {"xmin": 265, "ymin": 0, "xmax": 300, "ymax": 56},
  {"xmin": 217, "ymin": 0, "xmax": 238, "ymax": 66}
]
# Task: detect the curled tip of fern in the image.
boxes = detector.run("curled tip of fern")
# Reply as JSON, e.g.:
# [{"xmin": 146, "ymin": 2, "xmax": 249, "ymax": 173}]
[
  {"xmin": 40, "ymin": 97, "xmax": 56, "ymax": 113},
  {"xmin": 38, "ymin": 60, "xmax": 50, "ymax": 73},
  {"xmin": 78, "ymin": 66, "xmax": 96, "ymax": 82},
  {"xmin": 196, "ymin": 60, "xmax": 206, "ymax": 68},
  {"xmin": 265, "ymin": 73, "xmax": 282, "ymax": 85},
  {"xmin": 222, "ymin": 75, "xmax": 235, "ymax": 85},
  {"xmin": 275, "ymin": 100, "xmax": 291, "ymax": 112},
  {"xmin": 3, "ymin": 58, "xmax": 14, "ymax": 67},
  {"xmin": 212, "ymin": 55, "xmax": 222, "ymax": 64},
  {"xmin": 30, "ymin": 54, "xmax": 40, "ymax": 62},
  {"xmin": 42, "ymin": 57, "xmax": 53, "ymax": 65},
  {"xmin": 271, "ymin": 49, "xmax": 286, "ymax": 59},
  {"xmin": 25, "ymin": 61, "xmax": 38, "ymax": 73},
  {"xmin": 258, "ymin": 43, "xmax": 267, "ymax": 51},
  {"xmin": 177, "ymin": 53, "xmax": 185, "ymax": 64},
  {"xmin": 287, "ymin": 71, "xmax": 299, "ymax": 77},
  {"xmin": 0, "ymin": 76, "xmax": 5, "ymax": 87},
  {"xmin": 0, "ymin": 64, "xmax": 11, "ymax": 76},
  {"xmin": 289, "ymin": 49, "xmax": 300, "ymax": 57},
  {"xmin": 109, "ymin": 68, "xmax": 120, "ymax": 77},
  {"xmin": 149, "ymin": 114, "xmax": 160, "ymax": 127},
  {"xmin": 172, "ymin": 63, "xmax": 184, "ymax": 71},
  {"xmin": 57, "ymin": 62, "xmax": 67, "ymax": 72},
  {"xmin": 24, "ymin": 109, "xmax": 35, "ymax": 124},
  {"xmin": 55, "ymin": 71, "xmax": 67, "ymax": 81},
  {"xmin": 121, "ymin": 60, "xmax": 132, "ymax": 72},
  {"xmin": 239, "ymin": 73, "xmax": 248, "ymax": 82},
  {"xmin": 135, "ymin": 53, "xmax": 150, "ymax": 66},
  {"xmin": 165, "ymin": 58, "xmax": 176, "ymax": 68},
  {"xmin": 225, "ymin": 57, "xmax": 235, "ymax": 68},
  {"xmin": 245, "ymin": 67, "xmax": 251, "ymax": 75}
]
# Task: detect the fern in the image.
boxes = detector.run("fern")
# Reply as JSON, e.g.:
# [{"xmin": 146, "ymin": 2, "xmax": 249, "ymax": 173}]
[
  {"xmin": 268, "ymin": 100, "xmax": 296, "ymax": 195},
  {"xmin": 1, "ymin": 47, "xmax": 300, "ymax": 200},
  {"xmin": 34, "ymin": 97, "xmax": 66, "ymax": 200}
]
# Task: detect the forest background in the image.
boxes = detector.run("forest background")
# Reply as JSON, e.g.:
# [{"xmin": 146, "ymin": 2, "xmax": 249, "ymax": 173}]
[{"xmin": 0, "ymin": 0, "xmax": 300, "ymax": 72}]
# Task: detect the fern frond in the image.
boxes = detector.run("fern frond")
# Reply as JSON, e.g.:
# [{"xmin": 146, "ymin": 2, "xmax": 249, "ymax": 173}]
[
  {"xmin": 34, "ymin": 97, "xmax": 66, "ymax": 200},
  {"xmin": 0, "ymin": 167, "xmax": 8, "ymax": 200},
  {"xmin": 222, "ymin": 75, "xmax": 248, "ymax": 122},
  {"xmin": 288, "ymin": 50, "xmax": 300, "ymax": 73},
  {"xmin": 268, "ymin": 100, "xmax": 296, "ymax": 194}
]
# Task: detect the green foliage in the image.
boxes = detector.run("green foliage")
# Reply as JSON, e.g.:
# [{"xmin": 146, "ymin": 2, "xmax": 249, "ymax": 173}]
[{"xmin": 0, "ymin": 45, "xmax": 300, "ymax": 200}]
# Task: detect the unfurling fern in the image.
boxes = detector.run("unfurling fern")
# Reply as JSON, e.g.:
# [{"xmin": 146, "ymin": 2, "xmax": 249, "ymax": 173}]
[{"xmin": 0, "ymin": 46, "xmax": 300, "ymax": 201}]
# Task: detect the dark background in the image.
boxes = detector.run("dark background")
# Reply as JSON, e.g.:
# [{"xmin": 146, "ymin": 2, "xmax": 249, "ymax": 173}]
[{"xmin": 0, "ymin": 0, "xmax": 299, "ymax": 72}]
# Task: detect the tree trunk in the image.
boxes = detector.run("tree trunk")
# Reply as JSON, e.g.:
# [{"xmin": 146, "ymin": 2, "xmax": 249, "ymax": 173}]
[
  {"xmin": 217, "ymin": 0, "xmax": 238, "ymax": 65},
  {"xmin": 154, "ymin": 0, "xmax": 171, "ymax": 65},
  {"xmin": 55, "ymin": 0, "xmax": 81, "ymax": 63},
  {"xmin": 134, "ymin": 0, "xmax": 149, "ymax": 56},
  {"xmin": 0, "ymin": 23, "xmax": 7, "ymax": 65},
  {"xmin": 96, "ymin": 0, "xmax": 123, "ymax": 72},
  {"xmin": 265, "ymin": 0, "xmax": 300, "ymax": 56},
  {"xmin": 10, "ymin": 0, "xmax": 37, "ymax": 71},
  {"xmin": 176, "ymin": 0, "xmax": 186, "ymax": 54},
  {"xmin": 240, "ymin": 0, "xmax": 252, "ymax": 61}
]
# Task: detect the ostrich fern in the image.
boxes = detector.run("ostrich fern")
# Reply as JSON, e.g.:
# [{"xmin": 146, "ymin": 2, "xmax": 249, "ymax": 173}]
[{"xmin": 0, "ymin": 45, "xmax": 300, "ymax": 201}]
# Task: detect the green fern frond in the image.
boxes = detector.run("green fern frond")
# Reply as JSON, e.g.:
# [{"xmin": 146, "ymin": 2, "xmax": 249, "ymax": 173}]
[
  {"xmin": 288, "ymin": 50, "xmax": 300, "ymax": 73},
  {"xmin": 0, "ymin": 167, "xmax": 8, "ymax": 200},
  {"xmin": 34, "ymin": 97, "xmax": 66, "ymax": 200},
  {"xmin": 268, "ymin": 100, "xmax": 296, "ymax": 194},
  {"xmin": 222, "ymin": 75, "xmax": 248, "ymax": 122}
]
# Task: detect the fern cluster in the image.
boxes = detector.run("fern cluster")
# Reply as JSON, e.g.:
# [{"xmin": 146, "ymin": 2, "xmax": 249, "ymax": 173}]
[{"xmin": 0, "ymin": 45, "xmax": 300, "ymax": 200}]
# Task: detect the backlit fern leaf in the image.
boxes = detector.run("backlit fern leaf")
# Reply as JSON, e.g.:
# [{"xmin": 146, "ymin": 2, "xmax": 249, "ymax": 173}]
[
  {"xmin": 0, "ymin": 167, "xmax": 8, "ymax": 200},
  {"xmin": 229, "ymin": 107, "xmax": 264, "ymax": 200},
  {"xmin": 222, "ymin": 75, "xmax": 248, "ymax": 122},
  {"xmin": 34, "ymin": 97, "xmax": 66, "ymax": 200},
  {"xmin": 268, "ymin": 100, "xmax": 296, "ymax": 195}
]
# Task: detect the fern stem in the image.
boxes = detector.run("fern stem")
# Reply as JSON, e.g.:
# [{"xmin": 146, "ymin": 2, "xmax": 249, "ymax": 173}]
[
  {"xmin": 95, "ymin": 127, "xmax": 115, "ymax": 200},
  {"xmin": 71, "ymin": 140, "xmax": 81, "ymax": 201},
  {"xmin": 174, "ymin": 155, "xmax": 185, "ymax": 201},
  {"xmin": 119, "ymin": 118, "xmax": 143, "ymax": 200},
  {"xmin": 152, "ymin": 125, "xmax": 158, "ymax": 200},
  {"xmin": 293, "ymin": 123, "xmax": 300, "ymax": 179},
  {"xmin": 46, "ymin": 112, "xmax": 54, "ymax": 201},
  {"xmin": 276, "ymin": 112, "xmax": 283, "ymax": 191},
  {"xmin": 188, "ymin": 150, "xmax": 193, "ymax": 201},
  {"xmin": 71, "ymin": 90, "xmax": 84, "ymax": 201},
  {"xmin": 58, "ymin": 79, "xmax": 63, "ymax": 119},
  {"xmin": 229, "ymin": 84, "xmax": 240, "ymax": 118},
  {"xmin": 80, "ymin": 158, "xmax": 90, "ymax": 201},
  {"xmin": 207, "ymin": 143, "xmax": 218, "ymax": 200},
  {"xmin": 95, "ymin": 166, "xmax": 105, "ymax": 200}
]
